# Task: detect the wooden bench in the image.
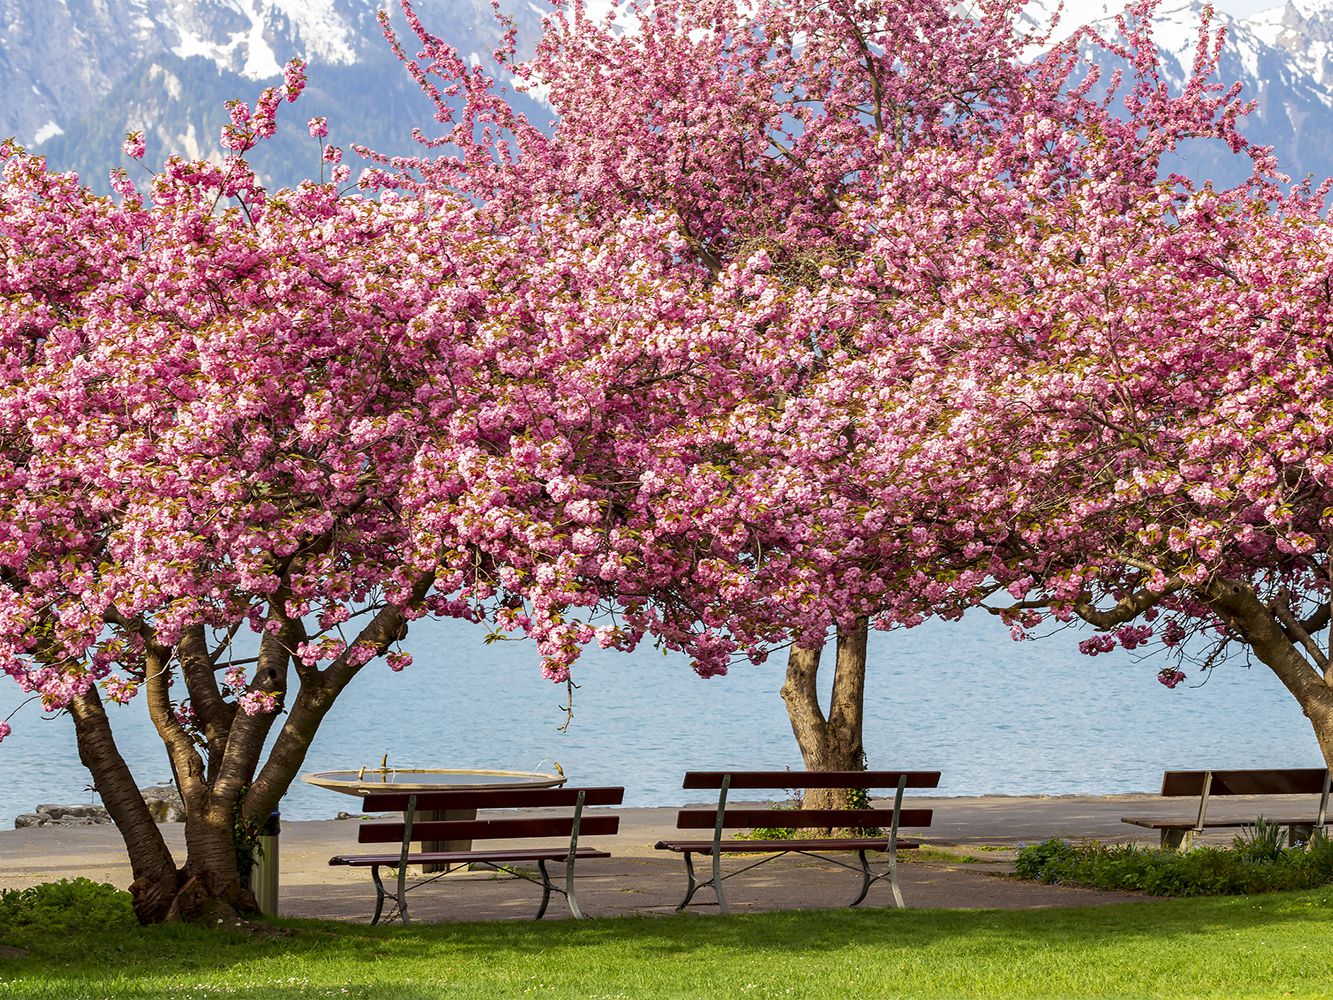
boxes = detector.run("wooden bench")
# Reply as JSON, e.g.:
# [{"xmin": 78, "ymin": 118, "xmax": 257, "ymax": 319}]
[
  {"xmin": 1122, "ymin": 768, "xmax": 1331, "ymax": 850},
  {"xmin": 655, "ymin": 770, "xmax": 939, "ymax": 913},
  {"xmin": 329, "ymin": 786, "xmax": 623, "ymax": 923}
]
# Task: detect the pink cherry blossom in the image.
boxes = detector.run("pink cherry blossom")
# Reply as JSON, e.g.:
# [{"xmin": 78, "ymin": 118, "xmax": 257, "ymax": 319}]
[{"xmin": 122, "ymin": 130, "xmax": 145, "ymax": 159}]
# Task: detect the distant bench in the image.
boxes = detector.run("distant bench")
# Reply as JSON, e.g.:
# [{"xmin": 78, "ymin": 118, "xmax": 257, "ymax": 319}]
[
  {"xmin": 329, "ymin": 786, "xmax": 623, "ymax": 923},
  {"xmin": 1122, "ymin": 768, "xmax": 1330, "ymax": 850},
  {"xmin": 655, "ymin": 769, "xmax": 939, "ymax": 913}
]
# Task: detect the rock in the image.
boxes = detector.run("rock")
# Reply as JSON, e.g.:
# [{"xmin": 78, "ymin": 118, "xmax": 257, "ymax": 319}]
[
  {"xmin": 139, "ymin": 784, "xmax": 185, "ymax": 822},
  {"xmin": 36, "ymin": 803, "xmax": 110, "ymax": 821},
  {"xmin": 12, "ymin": 785, "xmax": 185, "ymax": 829},
  {"xmin": 14, "ymin": 803, "xmax": 111, "ymax": 828}
]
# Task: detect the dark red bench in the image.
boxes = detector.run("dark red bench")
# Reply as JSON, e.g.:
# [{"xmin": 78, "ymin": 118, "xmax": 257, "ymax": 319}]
[
  {"xmin": 655, "ymin": 770, "xmax": 939, "ymax": 913},
  {"xmin": 329, "ymin": 786, "xmax": 623, "ymax": 923},
  {"xmin": 1122, "ymin": 768, "xmax": 1331, "ymax": 850}
]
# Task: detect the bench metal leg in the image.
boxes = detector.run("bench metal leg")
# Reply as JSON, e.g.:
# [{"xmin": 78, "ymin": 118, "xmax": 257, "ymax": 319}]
[
  {"xmin": 889, "ymin": 848, "xmax": 904, "ymax": 909},
  {"xmin": 530, "ymin": 858, "xmax": 586, "ymax": 920},
  {"xmin": 850, "ymin": 849, "xmax": 904, "ymax": 909},
  {"xmin": 676, "ymin": 853, "xmax": 702, "ymax": 911},
  {"xmin": 852, "ymin": 851, "xmax": 874, "ymax": 907},
  {"xmin": 536, "ymin": 860, "xmax": 553, "ymax": 919},
  {"xmin": 398, "ymin": 864, "xmax": 411, "ymax": 926},
  {"xmin": 712, "ymin": 850, "xmax": 729, "ymax": 914},
  {"xmin": 564, "ymin": 856, "xmax": 585, "ymax": 920},
  {"xmin": 370, "ymin": 865, "xmax": 386, "ymax": 925},
  {"xmin": 370, "ymin": 865, "xmax": 409, "ymax": 926},
  {"xmin": 676, "ymin": 852, "xmax": 728, "ymax": 913}
]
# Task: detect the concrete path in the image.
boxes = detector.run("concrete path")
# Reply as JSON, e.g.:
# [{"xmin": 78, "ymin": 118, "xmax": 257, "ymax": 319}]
[{"xmin": 1, "ymin": 793, "xmax": 1299, "ymax": 923}]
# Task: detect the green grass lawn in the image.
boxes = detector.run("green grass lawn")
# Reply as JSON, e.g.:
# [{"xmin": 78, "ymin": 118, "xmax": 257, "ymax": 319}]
[{"xmin": 3, "ymin": 890, "xmax": 1332, "ymax": 999}]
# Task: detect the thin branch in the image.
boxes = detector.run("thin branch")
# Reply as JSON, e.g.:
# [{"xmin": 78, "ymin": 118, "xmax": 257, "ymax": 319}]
[{"xmin": 1272, "ymin": 591, "xmax": 1331, "ymax": 677}]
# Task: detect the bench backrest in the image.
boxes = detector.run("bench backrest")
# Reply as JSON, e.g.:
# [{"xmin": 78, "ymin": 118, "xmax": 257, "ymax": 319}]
[
  {"xmin": 362, "ymin": 787, "xmax": 624, "ymax": 813},
  {"xmin": 681, "ymin": 770, "xmax": 940, "ymax": 791},
  {"xmin": 357, "ymin": 786, "xmax": 624, "ymax": 847},
  {"xmin": 1157, "ymin": 769, "xmax": 1330, "ymax": 831},
  {"xmin": 674, "ymin": 770, "xmax": 938, "ymax": 839},
  {"xmin": 1160, "ymin": 769, "xmax": 1328, "ymax": 797}
]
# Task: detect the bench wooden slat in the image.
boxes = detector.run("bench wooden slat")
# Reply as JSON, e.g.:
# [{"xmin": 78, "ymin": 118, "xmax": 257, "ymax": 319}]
[
  {"xmin": 681, "ymin": 770, "xmax": 941, "ymax": 790},
  {"xmin": 330, "ymin": 847, "xmax": 612, "ymax": 867},
  {"xmin": 673, "ymin": 808, "xmax": 932, "ymax": 830},
  {"xmin": 357, "ymin": 814, "xmax": 620, "ymax": 844},
  {"xmin": 1159, "ymin": 769, "xmax": 1328, "ymax": 797},
  {"xmin": 655, "ymin": 838, "xmax": 921, "ymax": 854},
  {"xmin": 361, "ymin": 786, "xmax": 624, "ymax": 813},
  {"xmin": 1122, "ymin": 816, "xmax": 1323, "ymax": 830}
]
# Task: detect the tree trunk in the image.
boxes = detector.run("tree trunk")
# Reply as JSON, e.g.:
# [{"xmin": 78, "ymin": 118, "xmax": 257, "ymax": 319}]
[
  {"xmin": 65, "ymin": 588, "xmax": 429, "ymax": 925},
  {"xmin": 68, "ymin": 689, "xmax": 182, "ymax": 924},
  {"xmin": 779, "ymin": 618, "xmax": 869, "ymax": 826},
  {"xmin": 1204, "ymin": 580, "xmax": 1333, "ymax": 778},
  {"xmin": 166, "ymin": 807, "xmax": 256, "ymax": 924}
]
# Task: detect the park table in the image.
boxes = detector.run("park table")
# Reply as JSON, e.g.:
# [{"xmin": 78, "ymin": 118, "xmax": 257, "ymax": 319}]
[{"xmin": 304, "ymin": 766, "xmax": 567, "ymax": 871}]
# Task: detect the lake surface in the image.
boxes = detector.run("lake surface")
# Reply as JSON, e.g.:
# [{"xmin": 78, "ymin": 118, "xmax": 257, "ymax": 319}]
[{"xmin": 0, "ymin": 613, "xmax": 1322, "ymax": 828}]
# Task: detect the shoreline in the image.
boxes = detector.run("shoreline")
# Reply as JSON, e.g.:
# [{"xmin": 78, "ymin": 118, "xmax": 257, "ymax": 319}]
[{"xmin": 3, "ymin": 791, "xmax": 1308, "ymax": 919}]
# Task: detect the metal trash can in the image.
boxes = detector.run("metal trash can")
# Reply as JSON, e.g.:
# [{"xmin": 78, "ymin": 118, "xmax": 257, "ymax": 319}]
[{"xmin": 251, "ymin": 810, "xmax": 280, "ymax": 916}]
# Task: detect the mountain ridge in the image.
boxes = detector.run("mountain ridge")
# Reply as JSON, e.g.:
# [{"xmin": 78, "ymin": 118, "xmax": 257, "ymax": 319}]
[{"xmin": 4, "ymin": 0, "xmax": 1330, "ymax": 191}]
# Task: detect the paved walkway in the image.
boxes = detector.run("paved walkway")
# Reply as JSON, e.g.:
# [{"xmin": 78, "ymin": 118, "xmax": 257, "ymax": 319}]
[{"xmin": 1, "ymin": 793, "xmax": 1301, "ymax": 922}]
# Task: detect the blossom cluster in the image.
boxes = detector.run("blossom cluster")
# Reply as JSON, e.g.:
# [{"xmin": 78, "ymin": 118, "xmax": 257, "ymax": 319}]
[{"xmin": 1, "ymin": 0, "xmax": 1329, "ymax": 751}]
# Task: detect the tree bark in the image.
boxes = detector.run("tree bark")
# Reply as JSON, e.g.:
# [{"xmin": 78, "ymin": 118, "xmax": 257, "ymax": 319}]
[
  {"xmin": 68, "ymin": 689, "xmax": 181, "ymax": 925},
  {"xmin": 779, "ymin": 618, "xmax": 869, "ymax": 822},
  {"xmin": 1203, "ymin": 579, "xmax": 1333, "ymax": 773}
]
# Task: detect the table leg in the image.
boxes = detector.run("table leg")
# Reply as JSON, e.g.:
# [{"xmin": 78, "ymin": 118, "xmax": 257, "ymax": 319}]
[{"xmin": 421, "ymin": 808, "xmax": 476, "ymax": 873}]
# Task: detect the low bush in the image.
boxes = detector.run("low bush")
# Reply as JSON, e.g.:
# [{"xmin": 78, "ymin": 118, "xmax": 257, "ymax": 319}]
[
  {"xmin": 1015, "ymin": 828, "xmax": 1333, "ymax": 897},
  {"xmin": 0, "ymin": 878, "xmax": 135, "ymax": 935}
]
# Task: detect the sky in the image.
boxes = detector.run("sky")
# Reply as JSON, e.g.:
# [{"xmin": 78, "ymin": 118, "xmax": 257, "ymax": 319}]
[
  {"xmin": 1058, "ymin": 0, "xmax": 1285, "ymax": 20},
  {"xmin": 583, "ymin": 0, "xmax": 1292, "ymax": 28},
  {"xmin": 1217, "ymin": 0, "xmax": 1286, "ymax": 11}
]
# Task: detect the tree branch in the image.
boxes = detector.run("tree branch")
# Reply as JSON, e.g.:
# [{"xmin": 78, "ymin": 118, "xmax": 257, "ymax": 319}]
[{"xmin": 1272, "ymin": 591, "xmax": 1331, "ymax": 680}]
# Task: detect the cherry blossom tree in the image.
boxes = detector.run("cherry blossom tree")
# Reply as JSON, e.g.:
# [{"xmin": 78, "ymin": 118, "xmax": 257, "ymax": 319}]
[
  {"xmin": 851, "ymin": 167, "xmax": 1333, "ymax": 769},
  {"xmin": 377, "ymin": 0, "xmax": 1271, "ymax": 799},
  {"xmin": 0, "ymin": 65, "xmax": 829, "ymax": 919},
  {"xmin": 2, "ymin": 0, "xmax": 1311, "ymax": 921},
  {"xmin": 0, "ymin": 74, "xmax": 495, "ymax": 920}
]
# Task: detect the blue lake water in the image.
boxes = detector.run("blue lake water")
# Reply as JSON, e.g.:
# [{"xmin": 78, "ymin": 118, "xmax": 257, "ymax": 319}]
[{"xmin": 0, "ymin": 612, "xmax": 1322, "ymax": 828}]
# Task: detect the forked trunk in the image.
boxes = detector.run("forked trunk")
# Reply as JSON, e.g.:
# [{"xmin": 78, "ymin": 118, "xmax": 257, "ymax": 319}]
[
  {"xmin": 69, "ymin": 689, "xmax": 183, "ymax": 924},
  {"xmin": 65, "ymin": 592, "xmax": 426, "ymax": 924},
  {"xmin": 780, "ymin": 618, "xmax": 869, "ymax": 830}
]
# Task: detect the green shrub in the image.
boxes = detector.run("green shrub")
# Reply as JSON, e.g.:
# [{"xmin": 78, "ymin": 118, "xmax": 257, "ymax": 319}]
[
  {"xmin": 1233, "ymin": 816, "xmax": 1286, "ymax": 864},
  {"xmin": 0, "ymin": 878, "xmax": 135, "ymax": 934},
  {"xmin": 1013, "ymin": 837, "xmax": 1078, "ymax": 880},
  {"xmin": 1014, "ymin": 831, "xmax": 1333, "ymax": 897}
]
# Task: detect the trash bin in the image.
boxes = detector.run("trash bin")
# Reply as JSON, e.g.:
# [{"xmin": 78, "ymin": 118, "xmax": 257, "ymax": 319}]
[{"xmin": 251, "ymin": 810, "xmax": 280, "ymax": 916}]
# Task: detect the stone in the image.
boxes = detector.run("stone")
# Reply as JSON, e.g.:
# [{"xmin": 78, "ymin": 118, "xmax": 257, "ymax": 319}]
[
  {"xmin": 36, "ymin": 803, "xmax": 110, "ymax": 821},
  {"xmin": 13, "ymin": 804, "xmax": 111, "ymax": 828},
  {"xmin": 139, "ymin": 784, "xmax": 185, "ymax": 822}
]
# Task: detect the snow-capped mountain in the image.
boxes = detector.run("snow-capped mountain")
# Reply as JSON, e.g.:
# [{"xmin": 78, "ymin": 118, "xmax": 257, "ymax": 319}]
[
  {"xmin": 3, "ymin": 0, "xmax": 1333, "ymax": 190},
  {"xmin": 0, "ymin": 0, "xmax": 547, "ymax": 189},
  {"xmin": 1249, "ymin": 0, "xmax": 1333, "ymax": 91},
  {"xmin": 1020, "ymin": 0, "xmax": 1333, "ymax": 184}
]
